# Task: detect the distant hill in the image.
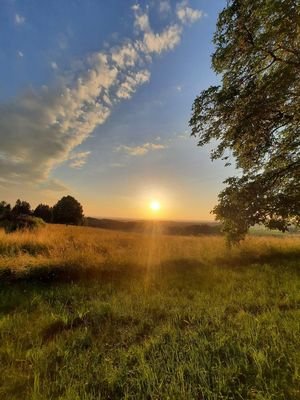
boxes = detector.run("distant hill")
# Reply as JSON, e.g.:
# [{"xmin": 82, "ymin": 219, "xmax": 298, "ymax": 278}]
[
  {"xmin": 85, "ymin": 217, "xmax": 141, "ymax": 232},
  {"xmin": 84, "ymin": 217, "xmax": 221, "ymax": 236}
]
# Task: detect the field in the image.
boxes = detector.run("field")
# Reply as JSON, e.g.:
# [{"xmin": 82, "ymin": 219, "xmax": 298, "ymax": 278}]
[{"xmin": 0, "ymin": 224, "xmax": 300, "ymax": 400}]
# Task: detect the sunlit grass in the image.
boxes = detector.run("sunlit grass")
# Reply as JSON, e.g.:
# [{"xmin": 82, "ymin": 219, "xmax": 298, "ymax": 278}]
[
  {"xmin": 0, "ymin": 225, "xmax": 299, "ymax": 399},
  {"xmin": 0, "ymin": 224, "xmax": 299, "ymax": 278}
]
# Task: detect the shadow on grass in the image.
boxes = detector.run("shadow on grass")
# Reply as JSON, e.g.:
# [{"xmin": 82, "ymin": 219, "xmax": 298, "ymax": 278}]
[
  {"xmin": 0, "ymin": 263, "xmax": 137, "ymax": 284},
  {"xmin": 215, "ymin": 248, "xmax": 300, "ymax": 269},
  {"xmin": 0, "ymin": 258, "xmax": 207, "ymax": 285},
  {"xmin": 0, "ymin": 258, "xmax": 211, "ymax": 315}
]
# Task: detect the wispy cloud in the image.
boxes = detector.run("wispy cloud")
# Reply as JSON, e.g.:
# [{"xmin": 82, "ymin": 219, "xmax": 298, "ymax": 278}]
[
  {"xmin": 0, "ymin": 1, "xmax": 203, "ymax": 187},
  {"xmin": 116, "ymin": 142, "xmax": 166, "ymax": 156},
  {"xmin": 134, "ymin": 8, "xmax": 151, "ymax": 32},
  {"xmin": 176, "ymin": 1, "xmax": 203, "ymax": 24},
  {"xmin": 15, "ymin": 13, "xmax": 25, "ymax": 25},
  {"xmin": 39, "ymin": 179, "xmax": 68, "ymax": 192},
  {"xmin": 159, "ymin": 0, "xmax": 171, "ymax": 14},
  {"xmin": 51, "ymin": 61, "xmax": 58, "ymax": 70},
  {"xmin": 133, "ymin": 4, "xmax": 182, "ymax": 54},
  {"xmin": 110, "ymin": 162, "xmax": 124, "ymax": 168},
  {"xmin": 69, "ymin": 151, "xmax": 91, "ymax": 168}
]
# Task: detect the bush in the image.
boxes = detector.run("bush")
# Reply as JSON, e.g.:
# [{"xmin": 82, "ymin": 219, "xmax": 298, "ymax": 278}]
[{"xmin": 2, "ymin": 215, "xmax": 46, "ymax": 233}]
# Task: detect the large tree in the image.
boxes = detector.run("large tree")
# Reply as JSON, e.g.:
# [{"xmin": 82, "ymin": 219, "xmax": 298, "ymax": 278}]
[
  {"xmin": 52, "ymin": 196, "xmax": 84, "ymax": 225},
  {"xmin": 190, "ymin": 0, "xmax": 300, "ymax": 242}
]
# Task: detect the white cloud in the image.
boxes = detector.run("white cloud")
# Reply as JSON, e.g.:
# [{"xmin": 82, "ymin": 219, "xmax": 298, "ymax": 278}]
[
  {"xmin": 135, "ymin": 13, "xmax": 150, "ymax": 32},
  {"xmin": 143, "ymin": 24, "xmax": 182, "ymax": 54},
  {"xmin": 15, "ymin": 14, "xmax": 25, "ymax": 25},
  {"xmin": 176, "ymin": 1, "xmax": 203, "ymax": 24},
  {"xmin": 51, "ymin": 61, "xmax": 58, "ymax": 70},
  {"xmin": 69, "ymin": 151, "xmax": 91, "ymax": 168},
  {"xmin": 116, "ymin": 142, "xmax": 166, "ymax": 156},
  {"xmin": 0, "ymin": 1, "xmax": 202, "ymax": 187},
  {"xmin": 116, "ymin": 70, "xmax": 150, "ymax": 99},
  {"xmin": 132, "ymin": 5, "xmax": 182, "ymax": 54},
  {"xmin": 111, "ymin": 43, "xmax": 139, "ymax": 67}
]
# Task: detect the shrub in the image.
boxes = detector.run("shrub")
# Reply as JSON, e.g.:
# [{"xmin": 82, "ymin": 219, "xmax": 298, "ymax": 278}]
[{"xmin": 3, "ymin": 215, "xmax": 45, "ymax": 233}]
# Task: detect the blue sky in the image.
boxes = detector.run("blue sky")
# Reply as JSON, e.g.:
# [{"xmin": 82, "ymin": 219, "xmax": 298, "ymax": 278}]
[{"xmin": 0, "ymin": 0, "xmax": 235, "ymax": 220}]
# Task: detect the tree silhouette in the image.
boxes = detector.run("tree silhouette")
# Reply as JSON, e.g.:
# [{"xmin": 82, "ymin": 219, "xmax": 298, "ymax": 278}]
[
  {"xmin": 12, "ymin": 199, "xmax": 31, "ymax": 216},
  {"xmin": 0, "ymin": 201, "xmax": 11, "ymax": 220},
  {"xmin": 34, "ymin": 204, "xmax": 53, "ymax": 223},
  {"xmin": 52, "ymin": 196, "xmax": 83, "ymax": 225}
]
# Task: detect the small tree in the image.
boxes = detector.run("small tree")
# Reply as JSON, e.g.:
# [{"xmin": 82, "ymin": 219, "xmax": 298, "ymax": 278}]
[
  {"xmin": 12, "ymin": 199, "xmax": 31, "ymax": 216},
  {"xmin": 0, "ymin": 201, "xmax": 11, "ymax": 220},
  {"xmin": 34, "ymin": 204, "xmax": 53, "ymax": 223},
  {"xmin": 52, "ymin": 196, "xmax": 84, "ymax": 225}
]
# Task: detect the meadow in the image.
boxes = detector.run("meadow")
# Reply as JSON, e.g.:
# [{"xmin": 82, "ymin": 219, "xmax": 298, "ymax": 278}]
[{"xmin": 0, "ymin": 224, "xmax": 300, "ymax": 400}]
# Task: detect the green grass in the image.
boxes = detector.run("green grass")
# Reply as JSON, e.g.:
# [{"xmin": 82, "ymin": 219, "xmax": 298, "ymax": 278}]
[{"xmin": 0, "ymin": 226, "xmax": 300, "ymax": 399}]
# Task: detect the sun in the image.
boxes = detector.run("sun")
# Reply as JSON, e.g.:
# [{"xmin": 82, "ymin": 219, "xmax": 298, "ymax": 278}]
[{"xmin": 149, "ymin": 200, "xmax": 161, "ymax": 212}]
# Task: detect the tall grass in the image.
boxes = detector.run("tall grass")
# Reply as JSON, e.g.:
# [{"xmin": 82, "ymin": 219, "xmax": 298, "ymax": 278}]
[
  {"xmin": 0, "ymin": 224, "xmax": 299, "ymax": 281},
  {"xmin": 0, "ymin": 225, "xmax": 299, "ymax": 399}
]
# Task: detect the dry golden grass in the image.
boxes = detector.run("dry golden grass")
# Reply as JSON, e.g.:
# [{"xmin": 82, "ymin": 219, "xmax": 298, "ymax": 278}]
[{"xmin": 0, "ymin": 224, "xmax": 299, "ymax": 280}]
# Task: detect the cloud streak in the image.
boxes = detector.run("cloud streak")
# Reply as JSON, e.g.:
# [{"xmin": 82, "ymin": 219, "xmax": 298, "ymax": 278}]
[
  {"xmin": 0, "ymin": 1, "xmax": 203, "ymax": 187},
  {"xmin": 116, "ymin": 142, "xmax": 166, "ymax": 156},
  {"xmin": 69, "ymin": 151, "xmax": 91, "ymax": 168}
]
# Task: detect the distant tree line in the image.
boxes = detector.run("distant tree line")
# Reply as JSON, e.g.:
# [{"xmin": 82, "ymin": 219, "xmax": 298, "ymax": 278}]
[
  {"xmin": 85, "ymin": 217, "xmax": 221, "ymax": 236},
  {"xmin": 165, "ymin": 224, "xmax": 221, "ymax": 236},
  {"xmin": 0, "ymin": 196, "xmax": 84, "ymax": 232}
]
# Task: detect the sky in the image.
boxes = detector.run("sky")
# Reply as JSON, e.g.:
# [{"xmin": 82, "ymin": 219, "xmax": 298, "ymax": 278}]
[{"xmin": 0, "ymin": 0, "xmax": 236, "ymax": 221}]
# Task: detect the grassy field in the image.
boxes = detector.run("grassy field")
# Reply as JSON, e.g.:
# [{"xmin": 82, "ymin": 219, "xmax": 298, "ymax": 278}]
[{"xmin": 0, "ymin": 224, "xmax": 300, "ymax": 400}]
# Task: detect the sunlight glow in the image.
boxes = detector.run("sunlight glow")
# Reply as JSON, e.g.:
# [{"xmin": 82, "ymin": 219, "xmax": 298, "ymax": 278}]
[{"xmin": 149, "ymin": 200, "xmax": 161, "ymax": 212}]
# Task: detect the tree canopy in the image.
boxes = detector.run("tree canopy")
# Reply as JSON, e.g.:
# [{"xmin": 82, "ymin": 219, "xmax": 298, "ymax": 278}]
[
  {"xmin": 12, "ymin": 199, "xmax": 31, "ymax": 216},
  {"xmin": 190, "ymin": 0, "xmax": 300, "ymax": 242},
  {"xmin": 52, "ymin": 196, "xmax": 84, "ymax": 225},
  {"xmin": 0, "ymin": 201, "xmax": 11, "ymax": 220},
  {"xmin": 34, "ymin": 204, "xmax": 53, "ymax": 223}
]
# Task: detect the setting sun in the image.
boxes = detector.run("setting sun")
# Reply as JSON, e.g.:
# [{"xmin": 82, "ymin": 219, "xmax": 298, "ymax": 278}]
[{"xmin": 149, "ymin": 200, "xmax": 161, "ymax": 212}]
